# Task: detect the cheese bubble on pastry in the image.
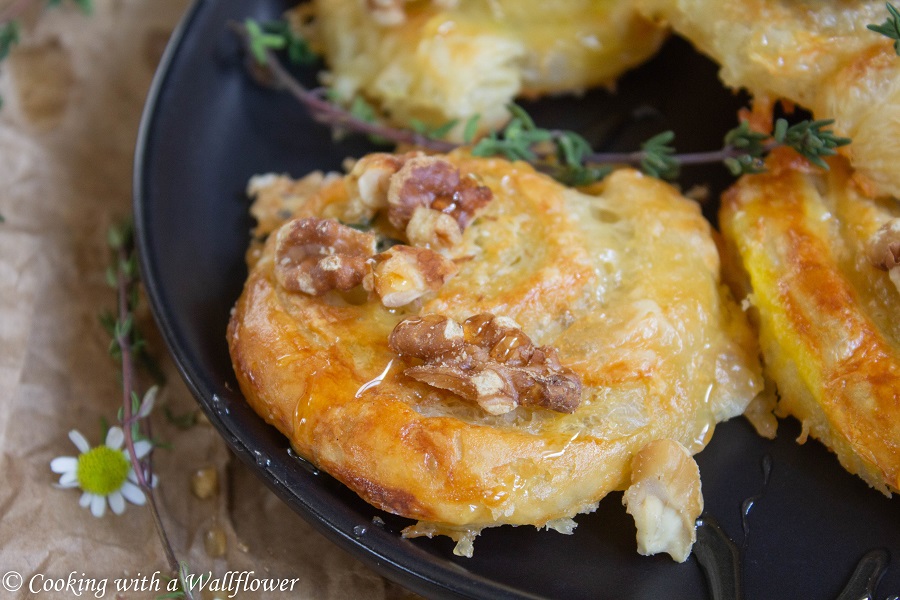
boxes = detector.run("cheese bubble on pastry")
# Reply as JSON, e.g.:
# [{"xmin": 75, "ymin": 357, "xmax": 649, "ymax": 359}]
[{"xmin": 228, "ymin": 151, "xmax": 763, "ymax": 557}]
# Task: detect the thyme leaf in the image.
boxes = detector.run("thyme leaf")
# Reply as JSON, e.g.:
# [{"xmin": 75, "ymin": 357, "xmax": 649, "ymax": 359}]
[
  {"xmin": 410, "ymin": 117, "xmax": 459, "ymax": 140},
  {"xmin": 462, "ymin": 114, "xmax": 481, "ymax": 144},
  {"xmin": 640, "ymin": 130, "xmax": 680, "ymax": 180},
  {"xmin": 245, "ymin": 18, "xmax": 286, "ymax": 65},
  {"xmin": 868, "ymin": 2, "xmax": 900, "ymax": 56},
  {"xmin": 773, "ymin": 118, "xmax": 851, "ymax": 170},
  {"xmin": 244, "ymin": 18, "xmax": 316, "ymax": 66},
  {"xmin": 0, "ymin": 20, "xmax": 19, "ymax": 62},
  {"xmin": 471, "ymin": 108, "xmax": 552, "ymax": 162}
]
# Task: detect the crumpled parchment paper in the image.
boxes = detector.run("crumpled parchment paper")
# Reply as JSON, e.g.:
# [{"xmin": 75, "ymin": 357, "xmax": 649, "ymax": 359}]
[{"xmin": 0, "ymin": 1, "xmax": 415, "ymax": 597}]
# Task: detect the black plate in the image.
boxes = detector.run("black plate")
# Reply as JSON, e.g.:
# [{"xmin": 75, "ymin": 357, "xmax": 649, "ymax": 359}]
[{"xmin": 134, "ymin": 1, "xmax": 900, "ymax": 598}]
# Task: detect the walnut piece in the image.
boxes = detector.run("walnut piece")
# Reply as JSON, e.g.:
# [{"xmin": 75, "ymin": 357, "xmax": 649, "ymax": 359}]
[
  {"xmin": 389, "ymin": 314, "xmax": 464, "ymax": 358},
  {"xmin": 867, "ymin": 218, "xmax": 900, "ymax": 271},
  {"xmin": 274, "ymin": 217, "xmax": 376, "ymax": 295},
  {"xmin": 387, "ymin": 156, "xmax": 493, "ymax": 238},
  {"xmin": 270, "ymin": 155, "xmax": 492, "ymax": 301},
  {"xmin": 343, "ymin": 153, "xmax": 407, "ymax": 224},
  {"xmin": 342, "ymin": 153, "xmax": 491, "ymax": 251},
  {"xmin": 623, "ymin": 439, "xmax": 703, "ymax": 563},
  {"xmin": 364, "ymin": 246, "xmax": 458, "ymax": 307},
  {"xmin": 388, "ymin": 313, "xmax": 582, "ymax": 415},
  {"xmin": 406, "ymin": 205, "xmax": 463, "ymax": 251},
  {"xmin": 866, "ymin": 219, "xmax": 900, "ymax": 294}
]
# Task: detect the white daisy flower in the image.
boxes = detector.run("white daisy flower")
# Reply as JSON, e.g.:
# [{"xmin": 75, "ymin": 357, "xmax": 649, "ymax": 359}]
[{"xmin": 50, "ymin": 427, "xmax": 156, "ymax": 517}]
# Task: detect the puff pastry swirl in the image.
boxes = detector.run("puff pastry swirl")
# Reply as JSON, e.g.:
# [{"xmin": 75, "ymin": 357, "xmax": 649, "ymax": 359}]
[{"xmin": 229, "ymin": 152, "xmax": 762, "ymax": 546}]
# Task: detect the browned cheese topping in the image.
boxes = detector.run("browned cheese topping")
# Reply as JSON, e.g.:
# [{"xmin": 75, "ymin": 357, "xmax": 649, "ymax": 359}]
[
  {"xmin": 389, "ymin": 313, "xmax": 583, "ymax": 415},
  {"xmin": 274, "ymin": 217, "xmax": 377, "ymax": 295}
]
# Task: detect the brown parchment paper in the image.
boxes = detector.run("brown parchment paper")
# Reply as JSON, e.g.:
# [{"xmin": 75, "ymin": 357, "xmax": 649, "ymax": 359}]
[{"xmin": 0, "ymin": 1, "xmax": 415, "ymax": 598}]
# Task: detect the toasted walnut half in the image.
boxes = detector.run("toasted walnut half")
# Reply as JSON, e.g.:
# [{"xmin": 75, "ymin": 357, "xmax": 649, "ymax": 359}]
[
  {"xmin": 389, "ymin": 313, "xmax": 582, "ymax": 415},
  {"xmin": 274, "ymin": 217, "xmax": 377, "ymax": 295},
  {"xmin": 364, "ymin": 245, "xmax": 458, "ymax": 307},
  {"xmin": 342, "ymin": 153, "xmax": 407, "ymax": 224},
  {"xmin": 623, "ymin": 439, "xmax": 703, "ymax": 563},
  {"xmin": 342, "ymin": 154, "xmax": 491, "ymax": 250},
  {"xmin": 387, "ymin": 156, "xmax": 493, "ymax": 237}
]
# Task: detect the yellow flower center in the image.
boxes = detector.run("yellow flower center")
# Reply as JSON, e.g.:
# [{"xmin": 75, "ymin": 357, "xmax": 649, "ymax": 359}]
[{"xmin": 76, "ymin": 446, "xmax": 130, "ymax": 496}]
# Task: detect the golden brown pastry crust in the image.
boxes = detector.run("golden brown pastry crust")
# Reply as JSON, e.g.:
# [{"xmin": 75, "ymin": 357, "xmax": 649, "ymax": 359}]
[
  {"xmin": 311, "ymin": 0, "xmax": 666, "ymax": 138},
  {"xmin": 720, "ymin": 150, "xmax": 900, "ymax": 494},
  {"xmin": 636, "ymin": 0, "xmax": 900, "ymax": 199},
  {"xmin": 229, "ymin": 152, "xmax": 762, "ymax": 531}
]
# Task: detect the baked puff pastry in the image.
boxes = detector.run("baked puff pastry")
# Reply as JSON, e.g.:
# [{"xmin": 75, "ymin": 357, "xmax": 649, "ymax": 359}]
[
  {"xmin": 229, "ymin": 151, "xmax": 762, "ymax": 556},
  {"xmin": 310, "ymin": 0, "xmax": 666, "ymax": 138},
  {"xmin": 720, "ymin": 150, "xmax": 900, "ymax": 494},
  {"xmin": 636, "ymin": 0, "xmax": 900, "ymax": 199}
]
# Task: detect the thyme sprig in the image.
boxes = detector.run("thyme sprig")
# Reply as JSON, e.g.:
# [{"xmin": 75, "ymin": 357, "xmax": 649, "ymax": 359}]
[
  {"xmin": 233, "ymin": 20, "xmax": 456, "ymax": 153},
  {"xmin": 105, "ymin": 220, "xmax": 194, "ymax": 600},
  {"xmin": 244, "ymin": 18, "xmax": 315, "ymax": 66},
  {"xmin": 639, "ymin": 131, "xmax": 680, "ymax": 180},
  {"xmin": 234, "ymin": 18, "xmax": 851, "ymax": 185},
  {"xmin": 868, "ymin": 2, "xmax": 900, "ymax": 56},
  {"xmin": 772, "ymin": 118, "xmax": 851, "ymax": 169}
]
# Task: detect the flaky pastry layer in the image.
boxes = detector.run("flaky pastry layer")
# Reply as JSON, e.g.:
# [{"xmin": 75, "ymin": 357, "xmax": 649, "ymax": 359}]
[
  {"xmin": 720, "ymin": 151, "xmax": 900, "ymax": 494},
  {"xmin": 637, "ymin": 0, "xmax": 900, "ymax": 199},
  {"xmin": 311, "ymin": 0, "xmax": 665, "ymax": 137}
]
